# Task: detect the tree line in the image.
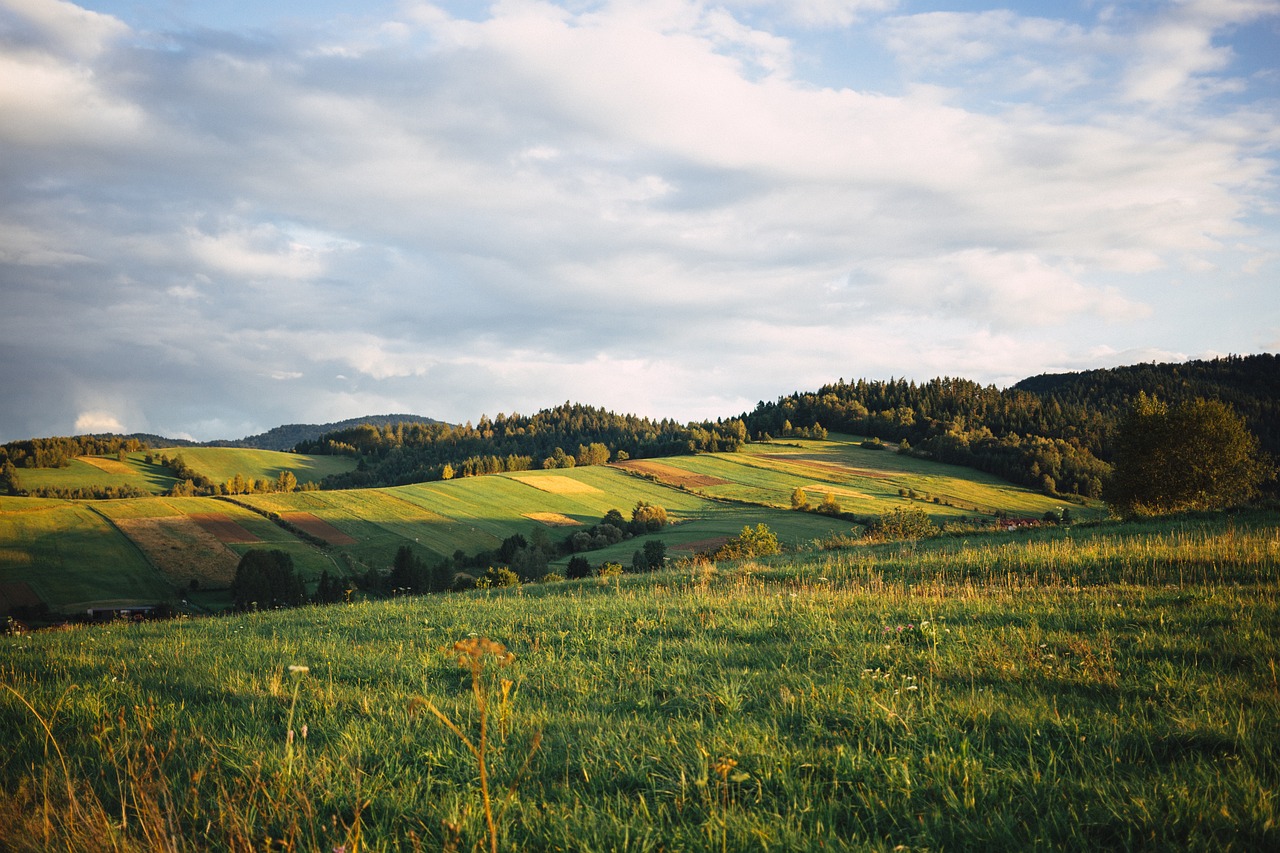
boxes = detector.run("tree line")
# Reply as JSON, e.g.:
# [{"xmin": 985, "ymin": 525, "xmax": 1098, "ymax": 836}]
[
  {"xmin": 0, "ymin": 436, "xmax": 148, "ymax": 470},
  {"xmin": 741, "ymin": 355, "xmax": 1277, "ymax": 499},
  {"xmin": 297, "ymin": 402, "xmax": 749, "ymax": 489}
]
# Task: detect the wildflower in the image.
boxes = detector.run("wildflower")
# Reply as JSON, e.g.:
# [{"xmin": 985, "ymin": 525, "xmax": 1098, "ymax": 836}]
[
  {"xmin": 301, "ymin": 724, "xmax": 308, "ymax": 740},
  {"xmin": 288, "ymin": 664, "xmax": 310, "ymax": 675}
]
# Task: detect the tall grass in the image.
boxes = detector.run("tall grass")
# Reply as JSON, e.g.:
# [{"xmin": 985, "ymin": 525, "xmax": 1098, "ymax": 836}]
[{"xmin": 1, "ymin": 512, "xmax": 1276, "ymax": 850}]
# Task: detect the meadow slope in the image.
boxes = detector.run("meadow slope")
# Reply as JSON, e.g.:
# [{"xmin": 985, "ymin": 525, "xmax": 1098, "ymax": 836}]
[
  {"xmin": 0, "ymin": 512, "xmax": 1276, "ymax": 850},
  {"xmin": 1, "ymin": 436, "xmax": 1100, "ymax": 615}
]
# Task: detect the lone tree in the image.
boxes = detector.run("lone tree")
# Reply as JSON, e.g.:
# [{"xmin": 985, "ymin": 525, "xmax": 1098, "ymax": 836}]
[
  {"xmin": 232, "ymin": 549, "xmax": 305, "ymax": 610},
  {"xmin": 1105, "ymin": 393, "xmax": 1273, "ymax": 517}
]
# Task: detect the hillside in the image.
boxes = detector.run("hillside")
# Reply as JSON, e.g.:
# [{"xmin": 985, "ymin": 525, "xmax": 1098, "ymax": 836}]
[
  {"xmin": 2, "ymin": 512, "xmax": 1276, "ymax": 850},
  {"xmin": 209, "ymin": 413, "xmax": 444, "ymax": 451},
  {"xmin": 1013, "ymin": 353, "xmax": 1280, "ymax": 455},
  {"xmin": 742, "ymin": 353, "xmax": 1278, "ymax": 496},
  {"xmin": 0, "ymin": 435, "xmax": 1088, "ymax": 618}
]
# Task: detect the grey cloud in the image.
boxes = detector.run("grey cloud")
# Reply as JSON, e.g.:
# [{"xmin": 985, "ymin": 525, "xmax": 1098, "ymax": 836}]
[{"xmin": 0, "ymin": 0, "xmax": 1276, "ymax": 442}]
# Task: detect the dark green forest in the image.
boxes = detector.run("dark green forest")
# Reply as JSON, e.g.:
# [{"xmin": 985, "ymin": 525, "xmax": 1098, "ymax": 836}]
[{"xmin": 741, "ymin": 353, "xmax": 1277, "ymax": 499}]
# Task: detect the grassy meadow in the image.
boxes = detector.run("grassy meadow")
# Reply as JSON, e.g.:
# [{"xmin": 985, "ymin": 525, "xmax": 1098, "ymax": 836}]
[
  {"xmin": 0, "ymin": 436, "xmax": 1090, "ymax": 615},
  {"xmin": 156, "ymin": 447, "xmax": 358, "ymax": 488},
  {"xmin": 1, "ymin": 511, "xmax": 1276, "ymax": 850}
]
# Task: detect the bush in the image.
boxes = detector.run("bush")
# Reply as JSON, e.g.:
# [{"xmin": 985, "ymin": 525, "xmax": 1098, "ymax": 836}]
[
  {"xmin": 710, "ymin": 524, "xmax": 781, "ymax": 560},
  {"xmin": 482, "ymin": 566, "xmax": 521, "ymax": 588},
  {"xmin": 566, "ymin": 556, "xmax": 591, "ymax": 580},
  {"xmin": 596, "ymin": 561, "xmax": 623, "ymax": 578},
  {"xmin": 866, "ymin": 506, "xmax": 939, "ymax": 541}
]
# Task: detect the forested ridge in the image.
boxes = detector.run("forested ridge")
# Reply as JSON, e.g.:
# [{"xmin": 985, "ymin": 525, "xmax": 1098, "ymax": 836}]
[
  {"xmin": 742, "ymin": 353, "xmax": 1277, "ymax": 499},
  {"xmin": 3, "ymin": 354, "xmax": 1274, "ymax": 498},
  {"xmin": 208, "ymin": 414, "xmax": 442, "ymax": 451},
  {"xmin": 297, "ymin": 402, "xmax": 749, "ymax": 489}
]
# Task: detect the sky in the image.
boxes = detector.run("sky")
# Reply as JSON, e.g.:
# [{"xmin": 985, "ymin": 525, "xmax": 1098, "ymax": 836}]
[{"xmin": 1, "ymin": 0, "xmax": 1278, "ymax": 443}]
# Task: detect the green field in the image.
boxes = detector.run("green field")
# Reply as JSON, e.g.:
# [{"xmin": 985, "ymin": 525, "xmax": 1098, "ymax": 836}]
[
  {"xmin": 1, "ymin": 512, "xmax": 1275, "ymax": 850},
  {"xmin": 156, "ymin": 446, "xmax": 358, "ymax": 488},
  {"xmin": 13, "ymin": 454, "xmax": 178, "ymax": 495},
  {"xmin": 0, "ymin": 438, "xmax": 1104, "ymax": 614},
  {"xmin": 0, "ymin": 498, "xmax": 169, "ymax": 613}
]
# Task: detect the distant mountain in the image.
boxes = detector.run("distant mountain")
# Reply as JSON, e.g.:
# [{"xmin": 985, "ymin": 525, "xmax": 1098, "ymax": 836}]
[{"xmin": 209, "ymin": 414, "xmax": 445, "ymax": 451}]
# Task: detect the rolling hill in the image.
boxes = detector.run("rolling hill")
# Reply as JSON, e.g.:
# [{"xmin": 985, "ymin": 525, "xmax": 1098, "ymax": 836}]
[{"xmin": 0, "ymin": 435, "xmax": 1089, "ymax": 617}]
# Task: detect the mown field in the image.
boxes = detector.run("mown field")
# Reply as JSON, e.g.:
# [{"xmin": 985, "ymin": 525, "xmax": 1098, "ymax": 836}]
[
  {"xmin": 0, "ymin": 437, "xmax": 1101, "ymax": 615},
  {"xmin": 155, "ymin": 447, "xmax": 358, "ymax": 488},
  {"xmin": 0, "ymin": 511, "xmax": 1275, "ymax": 851}
]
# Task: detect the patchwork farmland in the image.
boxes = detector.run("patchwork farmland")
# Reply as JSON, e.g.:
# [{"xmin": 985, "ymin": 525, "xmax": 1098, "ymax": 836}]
[{"xmin": 0, "ymin": 436, "xmax": 1092, "ymax": 615}]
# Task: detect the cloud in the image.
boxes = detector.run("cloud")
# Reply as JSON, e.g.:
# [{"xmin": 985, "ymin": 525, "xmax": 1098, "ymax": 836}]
[
  {"xmin": 0, "ymin": 0, "xmax": 1276, "ymax": 441},
  {"xmin": 74, "ymin": 410, "xmax": 124, "ymax": 433},
  {"xmin": 1122, "ymin": 0, "xmax": 1280, "ymax": 105}
]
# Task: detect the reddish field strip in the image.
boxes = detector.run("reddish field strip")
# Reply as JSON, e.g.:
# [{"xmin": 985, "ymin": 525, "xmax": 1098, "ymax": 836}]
[
  {"xmin": 614, "ymin": 460, "xmax": 730, "ymax": 488},
  {"xmin": 670, "ymin": 536, "xmax": 729, "ymax": 553},
  {"xmin": 189, "ymin": 513, "xmax": 261, "ymax": 544},
  {"xmin": 761, "ymin": 455, "xmax": 893, "ymax": 479},
  {"xmin": 280, "ymin": 512, "xmax": 358, "ymax": 545}
]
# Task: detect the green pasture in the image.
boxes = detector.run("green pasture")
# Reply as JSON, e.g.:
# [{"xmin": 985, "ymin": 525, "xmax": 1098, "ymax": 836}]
[
  {"xmin": 0, "ymin": 512, "xmax": 1275, "ymax": 850},
  {"xmin": 156, "ymin": 446, "xmax": 357, "ymax": 487},
  {"xmin": 0, "ymin": 440, "xmax": 1111, "ymax": 614},
  {"xmin": 0, "ymin": 500, "xmax": 169, "ymax": 611},
  {"xmin": 12, "ymin": 454, "xmax": 177, "ymax": 495},
  {"xmin": 680, "ymin": 434, "xmax": 1096, "ymax": 520}
]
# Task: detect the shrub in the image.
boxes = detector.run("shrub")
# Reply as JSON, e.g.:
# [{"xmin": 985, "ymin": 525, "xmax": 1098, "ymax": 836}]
[
  {"xmin": 866, "ymin": 506, "xmax": 939, "ymax": 541},
  {"xmin": 566, "ymin": 556, "xmax": 591, "ymax": 580},
  {"xmin": 482, "ymin": 567, "xmax": 520, "ymax": 588},
  {"xmin": 231, "ymin": 550, "xmax": 305, "ymax": 610},
  {"xmin": 596, "ymin": 562, "xmax": 623, "ymax": 578},
  {"xmin": 711, "ymin": 524, "xmax": 781, "ymax": 560}
]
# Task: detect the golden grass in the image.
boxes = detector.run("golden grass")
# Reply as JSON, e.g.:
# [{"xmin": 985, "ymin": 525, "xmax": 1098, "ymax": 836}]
[
  {"xmin": 522, "ymin": 512, "xmax": 582, "ymax": 527},
  {"xmin": 613, "ymin": 460, "xmax": 730, "ymax": 488},
  {"xmin": 75, "ymin": 456, "xmax": 135, "ymax": 475},
  {"xmin": 114, "ymin": 516, "xmax": 239, "ymax": 587},
  {"xmin": 509, "ymin": 475, "xmax": 602, "ymax": 495}
]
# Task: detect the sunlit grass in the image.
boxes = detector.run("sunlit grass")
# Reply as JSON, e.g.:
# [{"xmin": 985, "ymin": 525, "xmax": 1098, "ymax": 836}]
[{"xmin": 1, "ymin": 512, "xmax": 1277, "ymax": 850}]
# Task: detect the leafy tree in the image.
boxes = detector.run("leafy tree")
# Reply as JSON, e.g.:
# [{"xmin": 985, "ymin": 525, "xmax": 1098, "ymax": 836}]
[
  {"xmin": 817, "ymin": 492, "xmax": 841, "ymax": 515},
  {"xmin": 390, "ymin": 544, "xmax": 430, "ymax": 593},
  {"xmin": 867, "ymin": 506, "xmax": 938, "ymax": 541},
  {"xmin": 1105, "ymin": 394, "xmax": 1273, "ymax": 517},
  {"xmin": 232, "ymin": 550, "xmax": 305, "ymax": 610},
  {"xmin": 566, "ymin": 556, "xmax": 591, "ymax": 580},
  {"xmin": 630, "ymin": 501, "xmax": 667, "ymax": 533},
  {"xmin": 790, "ymin": 487, "xmax": 809, "ymax": 510},
  {"xmin": 642, "ymin": 539, "xmax": 666, "ymax": 570},
  {"xmin": 276, "ymin": 470, "xmax": 298, "ymax": 493},
  {"xmin": 711, "ymin": 524, "xmax": 781, "ymax": 560}
]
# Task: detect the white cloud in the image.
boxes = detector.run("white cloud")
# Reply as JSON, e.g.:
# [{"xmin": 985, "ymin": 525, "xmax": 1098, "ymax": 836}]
[
  {"xmin": 1, "ymin": 0, "xmax": 128, "ymax": 59},
  {"xmin": 74, "ymin": 410, "xmax": 124, "ymax": 433},
  {"xmin": 0, "ymin": 0, "xmax": 1276, "ymax": 441},
  {"xmin": 864, "ymin": 249, "xmax": 1151, "ymax": 328},
  {"xmin": 1123, "ymin": 0, "xmax": 1280, "ymax": 105}
]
